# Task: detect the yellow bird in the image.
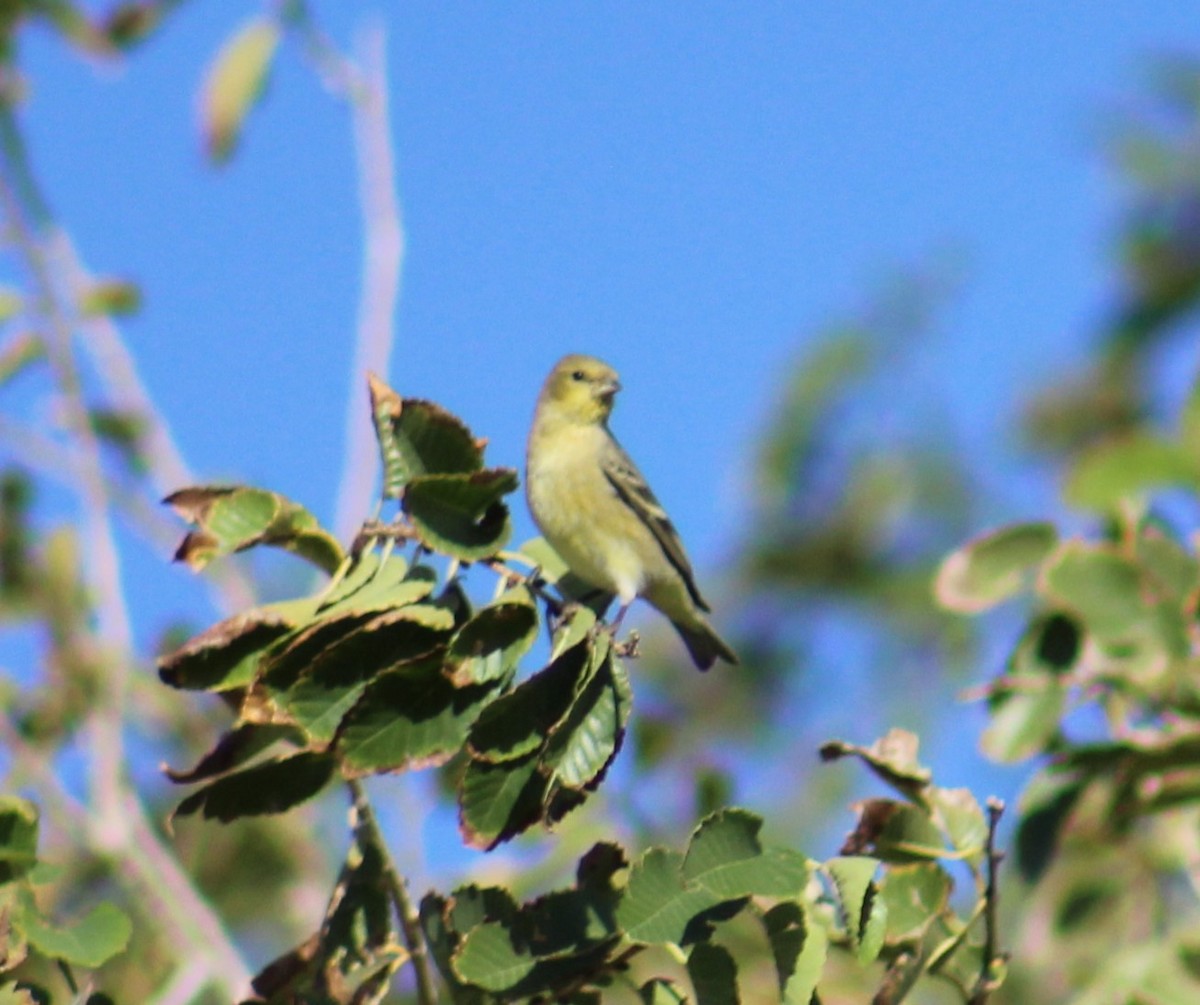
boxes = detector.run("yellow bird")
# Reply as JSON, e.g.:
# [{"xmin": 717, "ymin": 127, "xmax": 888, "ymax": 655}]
[{"xmin": 525, "ymin": 353, "xmax": 738, "ymax": 670}]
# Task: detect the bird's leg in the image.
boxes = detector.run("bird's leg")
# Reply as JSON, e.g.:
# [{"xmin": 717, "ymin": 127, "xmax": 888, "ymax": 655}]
[{"xmin": 605, "ymin": 603, "xmax": 641, "ymax": 659}]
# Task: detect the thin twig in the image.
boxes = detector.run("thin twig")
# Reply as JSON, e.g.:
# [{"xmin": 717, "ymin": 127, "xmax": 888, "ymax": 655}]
[
  {"xmin": 291, "ymin": 15, "xmax": 406, "ymax": 543},
  {"xmin": 969, "ymin": 797, "xmax": 1007, "ymax": 1005},
  {"xmin": 348, "ymin": 778, "xmax": 439, "ymax": 1005},
  {"xmin": 0, "ymin": 104, "xmax": 129, "ymax": 848},
  {"xmin": 0, "ymin": 101, "xmax": 252, "ymax": 999}
]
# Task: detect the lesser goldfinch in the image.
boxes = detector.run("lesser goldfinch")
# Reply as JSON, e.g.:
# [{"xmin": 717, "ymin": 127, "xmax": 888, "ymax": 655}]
[{"xmin": 525, "ymin": 353, "xmax": 738, "ymax": 670}]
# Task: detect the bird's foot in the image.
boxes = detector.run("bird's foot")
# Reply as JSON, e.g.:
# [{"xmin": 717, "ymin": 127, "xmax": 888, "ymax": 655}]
[{"xmin": 612, "ymin": 628, "xmax": 640, "ymax": 660}]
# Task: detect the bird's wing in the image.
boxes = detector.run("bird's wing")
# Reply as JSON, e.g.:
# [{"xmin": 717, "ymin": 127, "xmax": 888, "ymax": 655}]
[{"xmin": 601, "ymin": 437, "xmax": 709, "ymax": 612}]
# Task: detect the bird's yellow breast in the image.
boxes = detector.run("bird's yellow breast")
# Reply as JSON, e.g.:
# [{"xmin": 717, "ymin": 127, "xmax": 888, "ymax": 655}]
[{"xmin": 525, "ymin": 424, "xmax": 651, "ymax": 603}]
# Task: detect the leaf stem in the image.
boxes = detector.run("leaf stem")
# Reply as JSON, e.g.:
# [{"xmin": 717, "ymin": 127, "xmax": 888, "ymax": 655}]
[{"xmin": 348, "ymin": 778, "xmax": 440, "ymax": 1005}]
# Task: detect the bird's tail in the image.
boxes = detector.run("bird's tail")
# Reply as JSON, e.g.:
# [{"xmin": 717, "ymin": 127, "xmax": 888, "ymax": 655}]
[{"xmin": 673, "ymin": 618, "xmax": 739, "ymax": 671}]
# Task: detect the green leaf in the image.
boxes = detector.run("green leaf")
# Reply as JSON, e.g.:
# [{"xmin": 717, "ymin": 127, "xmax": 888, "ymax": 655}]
[
  {"xmin": 858, "ymin": 885, "xmax": 888, "ymax": 965},
  {"xmin": 164, "ymin": 722, "xmax": 300, "ymax": 783},
  {"xmin": 0, "ymin": 287, "xmax": 23, "ymax": 321},
  {"xmin": 172, "ymin": 751, "xmax": 335, "ymax": 823},
  {"xmin": 393, "ymin": 397, "xmax": 486, "ymax": 477},
  {"xmin": 78, "ymin": 278, "xmax": 141, "ymax": 318},
  {"xmin": 0, "ymin": 983, "xmax": 38, "ymax": 1005},
  {"xmin": 1042, "ymin": 543, "xmax": 1149, "ymax": 641},
  {"xmin": 317, "ymin": 552, "xmax": 437, "ymax": 616},
  {"xmin": 981, "ymin": 681, "xmax": 1065, "ymax": 763},
  {"xmin": 823, "ymin": 856, "xmax": 878, "ymax": 950},
  {"xmin": 852, "ymin": 800, "xmax": 947, "ymax": 863},
  {"xmin": 0, "ymin": 797, "xmax": 38, "ymax": 883},
  {"xmin": 930, "ymin": 787, "xmax": 987, "ymax": 865},
  {"xmin": 0, "ymin": 332, "xmax": 44, "ymax": 388},
  {"xmin": 880, "ymin": 863, "xmax": 951, "ymax": 943},
  {"xmin": 158, "ymin": 603, "xmax": 304, "ymax": 691},
  {"xmin": 404, "ymin": 470, "xmax": 518, "ymax": 561},
  {"xmin": 639, "ymin": 979, "xmax": 689, "ymax": 1004},
  {"xmin": 367, "ymin": 373, "xmax": 409, "ymax": 499},
  {"xmin": 549, "ymin": 604, "xmax": 601, "ymax": 660},
  {"xmin": 763, "ymin": 901, "xmax": 827, "ymax": 1005},
  {"xmin": 22, "ymin": 900, "xmax": 131, "ymax": 968},
  {"xmin": 446, "ymin": 595, "xmax": 538, "ymax": 687},
  {"xmin": 682, "ymin": 809, "xmax": 809, "ymax": 898},
  {"xmin": 687, "ymin": 942, "xmax": 738, "ymax": 1005},
  {"xmin": 1065, "ymin": 433, "xmax": 1197, "ymax": 510},
  {"xmin": 338, "ymin": 667, "xmax": 497, "ymax": 775},
  {"xmin": 543, "ymin": 649, "xmax": 633, "ymax": 791},
  {"xmin": 1138, "ymin": 526, "xmax": 1200, "ymax": 602},
  {"xmin": 468, "ymin": 640, "xmax": 589, "ymax": 764},
  {"xmin": 200, "ymin": 17, "xmax": 280, "ymax": 163},
  {"xmin": 1015, "ymin": 773, "xmax": 1085, "ymax": 882},
  {"xmin": 166, "ymin": 485, "xmax": 343, "ymax": 574},
  {"xmin": 615, "ymin": 849, "xmax": 720, "ymax": 945},
  {"xmin": 819, "ymin": 728, "xmax": 932, "ymax": 802},
  {"xmin": 458, "ymin": 757, "xmax": 545, "ymax": 850},
  {"xmin": 452, "ymin": 921, "xmax": 536, "ymax": 992},
  {"xmin": 280, "ymin": 608, "xmax": 452, "ymax": 742},
  {"xmin": 935, "ymin": 521, "xmax": 1058, "ymax": 613}
]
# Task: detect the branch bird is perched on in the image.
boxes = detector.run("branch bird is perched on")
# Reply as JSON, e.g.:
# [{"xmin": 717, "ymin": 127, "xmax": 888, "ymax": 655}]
[{"xmin": 525, "ymin": 353, "xmax": 738, "ymax": 670}]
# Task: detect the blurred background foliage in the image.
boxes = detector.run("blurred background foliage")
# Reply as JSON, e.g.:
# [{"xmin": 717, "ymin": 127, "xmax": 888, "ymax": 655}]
[{"xmin": 0, "ymin": 2, "xmax": 1199, "ymax": 1004}]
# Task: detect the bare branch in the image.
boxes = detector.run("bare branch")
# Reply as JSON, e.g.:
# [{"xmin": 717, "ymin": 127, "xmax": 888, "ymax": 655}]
[
  {"xmin": 328, "ymin": 21, "xmax": 405, "ymax": 542},
  {"xmin": 969, "ymin": 797, "xmax": 1007, "ymax": 1005},
  {"xmin": 348, "ymin": 778, "xmax": 439, "ymax": 1005}
]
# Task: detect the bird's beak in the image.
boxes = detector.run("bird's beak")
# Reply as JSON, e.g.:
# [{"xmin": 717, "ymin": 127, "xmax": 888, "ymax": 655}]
[{"xmin": 601, "ymin": 377, "xmax": 622, "ymax": 398}]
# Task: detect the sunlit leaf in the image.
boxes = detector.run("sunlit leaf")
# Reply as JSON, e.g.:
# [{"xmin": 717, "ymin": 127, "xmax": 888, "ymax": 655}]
[
  {"xmin": 452, "ymin": 922, "xmax": 536, "ymax": 993},
  {"xmin": 846, "ymin": 800, "xmax": 946, "ymax": 863},
  {"xmin": 21, "ymin": 900, "xmax": 131, "ymax": 968},
  {"xmin": 368, "ymin": 387, "xmax": 486, "ymax": 494},
  {"xmin": 935, "ymin": 521, "xmax": 1058, "ymax": 613},
  {"xmin": 1042, "ymin": 542, "xmax": 1149, "ymax": 641},
  {"xmin": 0, "ymin": 332, "xmax": 43, "ymax": 387},
  {"xmin": 615, "ymin": 849, "xmax": 719, "ymax": 945},
  {"xmin": 458, "ymin": 756, "xmax": 543, "ymax": 850},
  {"xmin": 682, "ymin": 808, "xmax": 809, "ymax": 898},
  {"xmin": 404, "ymin": 470, "xmax": 518, "ymax": 561},
  {"xmin": 1065, "ymin": 433, "xmax": 1197, "ymax": 510},
  {"xmin": 819, "ymin": 728, "xmax": 932, "ymax": 801},
  {"xmin": 78, "ymin": 278, "xmax": 141, "ymax": 318},
  {"xmin": 764, "ymin": 901, "xmax": 827, "ymax": 1005},
  {"xmin": 166, "ymin": 485, "xmax": 343, "ymax": 574},
  {"xmin": 200, "ymin": 17, "xmax": 280, "ymax": 163},
  {"xmin": 930, "ymin": 787, "xmax": 987, "ymax": 864},
  {"xmin": 823, "ymin": 856, "xmax": 878, "ymax": 951},
  {"xmin": 880, "ymin": 863, "xmax": 951, "ymax": 943},
  {"xmin": 981, "ymin": 681, "xmax": 1066, "ymax": 763},
  {"xmin": 446, "ymin": 594, "xmax": 538, "ymax": 687}
]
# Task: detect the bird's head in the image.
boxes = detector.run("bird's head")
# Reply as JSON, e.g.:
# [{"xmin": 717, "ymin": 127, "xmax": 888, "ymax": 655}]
[{"xmin": 539, "ymin": 354, "xmax": 622, "ymax": 425}]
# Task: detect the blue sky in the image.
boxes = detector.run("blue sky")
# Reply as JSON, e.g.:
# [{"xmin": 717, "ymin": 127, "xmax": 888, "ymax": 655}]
[{"xmin": 9, "ymin": 4, "xmax": 1200, "ymax": 887}]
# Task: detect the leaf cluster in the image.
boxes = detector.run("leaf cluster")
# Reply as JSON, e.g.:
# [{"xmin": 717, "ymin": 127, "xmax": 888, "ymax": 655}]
[
  {"xmin": 937, "ymin": 377, "xmax": 1200, "ymax": 1003},
  {"xmin": 0, "ymin": 796, "xmax": 130, "ymax": 1001},
  {"xmin": 155, "ymin": 378, "xmax": 1006, "ymax": 1004}
]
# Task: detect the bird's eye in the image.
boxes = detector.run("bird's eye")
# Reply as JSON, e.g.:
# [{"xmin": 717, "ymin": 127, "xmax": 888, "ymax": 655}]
[{"xmin": 571, "ymin": 370, "xmax": 586, "ymax": 381}]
